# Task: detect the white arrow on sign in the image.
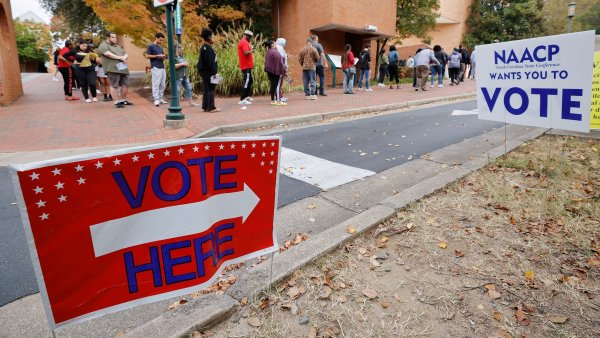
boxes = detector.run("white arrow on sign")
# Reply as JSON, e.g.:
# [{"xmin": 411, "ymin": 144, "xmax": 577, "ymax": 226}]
[{"xmin": 89, "ymin": 183, "xmax": 260, "ymax": 257}]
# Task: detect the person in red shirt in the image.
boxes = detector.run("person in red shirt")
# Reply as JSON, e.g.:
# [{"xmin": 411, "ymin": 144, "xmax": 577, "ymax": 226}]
[
  {"xmin": 237, "ymin": 30, "xmax": 254, "ymax": 105},
  {"xmin": 57, "ymin": 40, "xmax": 79, "ymax": 101}
]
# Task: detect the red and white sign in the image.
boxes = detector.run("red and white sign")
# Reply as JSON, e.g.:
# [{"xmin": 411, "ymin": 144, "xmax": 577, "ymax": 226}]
[
  {"xmin": 154, "ymin": 0, "xmax": 175, "ymax": 7},
  {"xmin": 10, "ymin": 137, "xmax": 281, "ymax": 328}
]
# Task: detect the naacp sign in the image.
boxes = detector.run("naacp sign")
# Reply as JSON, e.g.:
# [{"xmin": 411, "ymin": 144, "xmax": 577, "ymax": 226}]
[
  {"xmin": 10, "ymin": 137, "xmax": 281, "ymax": 328},
  {"xmin": 476, "ymin": 31, "xmax": 596, "ymax": 132}
]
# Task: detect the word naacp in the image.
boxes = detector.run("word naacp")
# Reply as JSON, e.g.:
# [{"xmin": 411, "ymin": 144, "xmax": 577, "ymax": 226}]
[
  {"xmin": 112, "ymin": 155, "xmax": 238, "ymax": 209},
  {"xmin": 495, "ymin": 45, "xmax": 559, "ymax": 65},
  {"xmin": 124, "ymin": 223, "xmax": 234, "ymax": 293},
  {"xmin": 482, "ymin": 87, "xmax": 583, "ymax": 120}
]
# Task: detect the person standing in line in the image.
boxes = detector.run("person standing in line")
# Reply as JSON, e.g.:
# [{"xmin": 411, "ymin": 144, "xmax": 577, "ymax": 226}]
[
  {"xmin": 387, "ymin": 45, "xmax": 400, "ymax": 89},
  {"xmin": 448, "ymin": 47, "xmax": 462, "ymax": 85},
  {"xmin": 376, "ymin": 48, "xmax": 388, "ymax": 87},
  {"xmin": 411, "ymin": 48, "xmax": 421, "ymax": 88},
  {"xmin": 275, "ymin": 38, "xmax": 288, "ymax": 102},
  {"xmin": 57, "ymin": 40, "xmax": 79, "ymax": 101},
  {"xmin": 311, "ymin": 35, "xmax": 328, "ymax": 96},
  {"xmin": 458, "ymin": 44, "xmax": 468, "ymax": 82},
  {"xmin": 197, "ymin": 28, "xmax": 219, "ymax": 112},
  {"xmin": 469, "ymin": 49, "xmax": 477, "ymax": 80},
  {"xmin": 414, "ymin": 46, "xmax": 439, "ymax": 92},
  {"xmin": 299, "ymin": 38, "xmax": 319, "ymax": 100},
  {"xmin": 341, "ymin": 44, "xmax": 355, "ymax": 94},
  {"xmin": 357, "ymin": 45, "xmax": 372, "ymax": 91},
  {"xmin": 95, "ymin": 49, "xmax": 111, "ymax": 102},
  {"xmin": 431, "ymin": 45, "xmax": 445, "ymax": 88},
  {"xmin": 264, "ymin": 40, "xmax": 287, "ymax": 105},
  {"xmin": 65, "ymin": 39, "xmax": 99, "ymax": 103},
  {"xmin": 52, "ymin": 47, "xmax": 60, "ymax": 81},
  {"xmin": 146, "ymin": 32, "xmax": 167, "ymax": 107},
  {"xmin": 98, "ymin": 32, "xmax": 132, "ymax": 108},
  {"xmin": 238, "ymin": 30, "xmax": 254, "ymax": 105},
  {"xmin": 174, "ymin": 44, "xmax": 199, "ymax": 108}
]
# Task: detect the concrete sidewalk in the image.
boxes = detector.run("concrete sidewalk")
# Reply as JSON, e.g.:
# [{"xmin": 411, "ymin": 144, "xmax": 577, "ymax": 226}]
[{"xmin": 0, "ymin": 73, "xmax": 477, "ymax": 155}]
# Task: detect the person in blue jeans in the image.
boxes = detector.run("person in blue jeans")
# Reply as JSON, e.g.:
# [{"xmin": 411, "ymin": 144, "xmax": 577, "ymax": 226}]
[
  {"xmin": 174, "ymin": 44, "xmax": 199, "ymax": 107},
  {"xmin": 430, "ymin": 45, "xmax": 445, "ymax": 87},
  {"xmin": 357, "ymin": 45, "xmax": 372, "ymax": 91}
]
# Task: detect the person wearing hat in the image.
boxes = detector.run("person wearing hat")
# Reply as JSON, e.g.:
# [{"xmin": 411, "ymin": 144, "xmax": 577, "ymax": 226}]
[
  {"xmin": 146, "ymin": 32, "xmax": 167, "ymax": 107},
  {"xmin": 238, "ymin": 30, "xmax": 254, "ymax": 105}
]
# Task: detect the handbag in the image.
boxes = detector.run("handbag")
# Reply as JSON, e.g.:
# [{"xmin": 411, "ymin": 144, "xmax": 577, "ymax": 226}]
[{"xmin": 348, "ymin": 66, "xmax": 356, "ymax": 75}]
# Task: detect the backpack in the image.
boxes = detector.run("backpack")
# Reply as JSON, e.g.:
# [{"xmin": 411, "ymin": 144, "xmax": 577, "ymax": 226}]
[
  {"xmin": 359, "ymin": 51, "xmax": 369, "ymax": 69},
  {"xmin": 449, "ymin": 53, "xmax": 461, "ymax": 68}
]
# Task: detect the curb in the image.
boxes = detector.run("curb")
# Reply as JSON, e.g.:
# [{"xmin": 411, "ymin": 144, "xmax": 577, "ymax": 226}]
[{"xmin": 195, "ymin": 93, "xmax": 477, "ymax": 138}]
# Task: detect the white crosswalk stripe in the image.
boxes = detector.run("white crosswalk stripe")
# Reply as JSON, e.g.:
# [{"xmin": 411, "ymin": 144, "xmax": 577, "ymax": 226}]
[
  {"xmin": 451, "ymin": 108, "xmax": 479, "ymax": 116},
  {"xmin": 279, "ymin": 147, "xmax": 375, "ymax": 190}
]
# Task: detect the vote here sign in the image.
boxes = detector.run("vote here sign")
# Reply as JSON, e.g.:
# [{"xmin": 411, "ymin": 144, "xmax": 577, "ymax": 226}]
[
  {"xmin": 476, "ymin": 31, "xmax": 596, "ymax": 132},
  {"xmin": 10, "ymin": 137, "xmax": 281, "ymax": 329}
]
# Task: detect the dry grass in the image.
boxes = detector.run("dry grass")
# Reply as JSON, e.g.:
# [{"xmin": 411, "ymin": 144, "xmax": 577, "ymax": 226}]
[{"xmin": 193, "ymin": 135, "xmax": 599, "ymax": 338}]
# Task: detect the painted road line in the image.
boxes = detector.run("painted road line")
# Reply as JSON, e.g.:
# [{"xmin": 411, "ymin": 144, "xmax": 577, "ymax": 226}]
[
  {"xmin": 451, "ymin": 108, "xmax": 479, "ymax": 116},
  {"xmin": 280, "ymin": 147, "xmax": 376, "ymax": 190}
]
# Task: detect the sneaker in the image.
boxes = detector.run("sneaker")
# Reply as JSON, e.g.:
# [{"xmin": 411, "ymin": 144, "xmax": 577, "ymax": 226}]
[
  {"xmin": 67, "ymin": 96, "xmax": 80, "ymax": 101},
  {"xmin": 85, "ymin": 99, "xmax": 92, "ymax": 103},
  {"xmin": 365, "ymin": 88, "xmax": 373, "ymax": 92},
  {"xmin": 305, "ymin": 96, "xmax": 311, "ymax": 100},
  {"xmin": 389, "ymin": 85, "xmax": 393, "ymax": 89},
  {"xmin": 122, "ymin": 100, "xmax": 134, "ymax": 106},
  {"xmin": 281, "ymin": 97, "xmax": 288, "ymax": 102},
  {"xmin": 103, "ymin": 97, "xmax": 112, "ymax": 102},
  {"xmin": 415, "ymin": 88, "xmax": 419, "ymax": 91},
  {"xmin": 271, "ymin": 101, "xmax": 277, "ymax": 105},
  {"xmin": 189, "ymin": 102, "xmax": 199, "ymax": 107},
  {"xmin": 319, "ymin": 93, "xmax": 327, "ymax": 96},
  {"xmin": 358, "ymin": 88, "xmax": 363, "ymax": 91},
  {"xmin": 154, "ymin": 100, "xmax": 160, "ymax": 107},
  {"xmin": 311, "ymin": 95, "xmax": 318, "ymax": 100},
  {"xmin": 438, "ymin": 84, "xmax": 444, "ymax": 88},
  {"xmin": 245, "ymin": 97, "xmax": 254, "ymax": 102},
  {"xmin": 159, "ymin": 99, "xmax": 168, "ymax": 104},
  {"xmin": 430, "ymin": 84, "xmax": 434, "ymax": 88},
  {"xmin": 275, "ymin": 101, "xmax": 287, "ymax": 106},
  {"xmin": 92, "ymin": 97, "xmax": 98, "ymax": 102},
  {"xmin": 238, "ymin": 100, "xmax": 251, "ymax": 105}
]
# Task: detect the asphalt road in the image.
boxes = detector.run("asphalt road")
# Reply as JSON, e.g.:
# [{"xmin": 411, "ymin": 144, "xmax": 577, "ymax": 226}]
[{"xmin": 0, "ymin": 99, "xmax": 503, "ymax": 306}]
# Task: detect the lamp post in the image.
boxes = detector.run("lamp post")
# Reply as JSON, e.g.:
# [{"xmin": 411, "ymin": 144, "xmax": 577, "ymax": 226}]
[
  {"xmin": 164, "ymin": 1, "xmax": 186, "ymax": 128},
  {"xmin": 567, "ymin": 2, "xmax": 576, "ymax": 33}
]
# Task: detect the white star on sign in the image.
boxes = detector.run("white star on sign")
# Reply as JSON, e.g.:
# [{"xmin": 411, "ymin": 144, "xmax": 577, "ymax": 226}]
[
  {"xmin": 55, "ymin": 181, "xmax": 65, "ymax": 190},
  {"xmin": 178, "ymin": 148, "xmax": 184, "ymax": 154},
  {"xmin": 52, "ymin": 168, "xmax": 62, "ymax": 176},
  {"xmin": 164, "ymin": 150, "xmax": 171, "ymax": 156},
  {"xmin": 270, "ymin": 151, "xmax": 275, "ymax": 156},
  {"xmin": 204, "ymin": 145, "xmax": 210, "ymax": 151},
  {"xmin": 270, "ymin": 160, "xmax": 274, "ymax": 165},
  {"xmin": 269, "ymin": 169, "xmax": 273, "ymax": 174},
  {"xmin": 75, "ymin": 164, "xmax": 84, "ymax": 172},
  {"xmin": 271, "ymin": 142, "xmax": 275, "ymax": 147},
  {"xmin": 132, "ymin": 155, "xmax": 140, "ymax": 162},
  {"xmin": 58, "ymin": 195, "xmax": 67, "ymax": 203},
  {"xmin": 262, "ymin": 142, "xmax": 267, "ymax": 147},
  {"xmin": 230, "ymin": 144, "xmax": 236, "ymax": 149},
  {"xmin": 219, "ymin": 144, "xmax": 224, "ymax": 150},
  {"xmin": 242, "ymin": 143, "xmax": 247, "ymax": 149},
  {"xmin": 252, "ymin": 143, "xmax": 257, "ymax": 148},
  {"xmin": 260, "ymin": 161, "xmax": 265, "ymax": 166},
  {"xmin": 193, "ymin": 146, "xmax": 199, "ymax": 152},
  {"xmin": 40, "ymin": 213, "xmax": 49, "ymax": 221},
  {"xmin": 29, "ymin": 172, "xmax": 40, "ymax": 180},
  {"xmin": 261, "ymin": 152, "xmax": 266, "ymax": 157},
  {"xmin": 95, "ymin": 161, "xmax": 104, "ymax": 169},
  {"xmin": 147, "ymin": 152, "xmax": 154, "ymax": 159},
  {"xmin": 251, "ymin": 152, "xmax": 256, "ymax": 158},
  {"xmin": 77, "ymin": 177, "xmax": 86, "ymax": 185},
  {"xmin": 113, "ymin": 158, "xmax": 121, "ymax": 165},
  {"xmin": 33, "ymin": 186, "xmax": 43, "ymax": 194},
  {"xmin": 36, "ymin": 200, "xmax": 46, "ymax": 208}
]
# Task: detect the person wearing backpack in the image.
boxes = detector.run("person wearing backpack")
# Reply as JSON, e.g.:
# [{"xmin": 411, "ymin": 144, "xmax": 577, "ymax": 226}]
[
  {"xmin": 357, "ymin": 45, "xmax": 372, "ymax": 91},
  {"xmin": 387, "ymin": 45, "xmax": 400, "ymax": 89},
  {"xmin": 448, "ymin": 47, "xmax": 462, "ymax": 85}
]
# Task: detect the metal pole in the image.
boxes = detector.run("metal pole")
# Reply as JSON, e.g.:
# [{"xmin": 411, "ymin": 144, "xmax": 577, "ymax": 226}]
[
  {"xmin": 164, "ymin": 3, "xmax": 185, "ymax": 124},
  {"xmin": 567, "ymin": 17, "xmax": 572, "ymax": 33}
]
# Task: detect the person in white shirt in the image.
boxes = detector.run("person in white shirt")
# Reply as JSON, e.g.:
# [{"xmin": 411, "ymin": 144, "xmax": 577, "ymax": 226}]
[{"xmin": 414, "ymin": 47, "xmax": 439, "ymax": 92}]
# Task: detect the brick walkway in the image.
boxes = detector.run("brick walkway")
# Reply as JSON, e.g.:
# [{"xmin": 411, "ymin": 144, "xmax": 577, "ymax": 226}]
[{"xmin": 0, "ymin": 74, "xmax": 477, "ymax": 152}]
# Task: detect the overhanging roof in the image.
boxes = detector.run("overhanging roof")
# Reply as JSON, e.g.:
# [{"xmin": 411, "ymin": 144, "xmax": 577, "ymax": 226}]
[{"xmin": 311, "ymin": 23, "xmax": 395, "ymax": 40}]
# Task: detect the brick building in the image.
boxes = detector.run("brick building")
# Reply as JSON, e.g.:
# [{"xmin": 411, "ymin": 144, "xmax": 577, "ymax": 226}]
[{"xmin": 0, "ymin": 0, "xmax": 23, "ymax": 105}]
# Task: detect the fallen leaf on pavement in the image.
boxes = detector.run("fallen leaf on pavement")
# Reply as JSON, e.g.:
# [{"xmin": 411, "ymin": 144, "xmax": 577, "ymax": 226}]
[
  {"xmin": 288, "ymin": 286, "xmax": 300, "ymax": 299},
  {"xmin": 336, "ymin": 295, "xmax": 347, "ymax": 303},
  {"xmin": 346, "ymin": 226, "xmax": 357, "ymax": 234},
  {"xmin": 308, "ymin": 204, "xmax": 316, "ymax": 209},
  {"xmin": 320, "ymin": 286, "xmax": 332, "ymax": 299},
  {"xmin": 525, "ymin": 270, "xmax": 535, "ymax": 281},
  {"xmin": 241, "ymin": 297, "xmax": 248, "ymax": 305},
  {"xmin": 548, "ymin": 315, "xmax": 568, "ymax": 324},
  {"xmin": 454, "ymin": 249, "xmax": 464, "ymax": 257},
  {"xmin": 515, "ymin": 306, "xmax": 531, "ymax": 326},
  {"xmin": 363, "ymin": 288, "xmax": 378, "ymax": 299},
  {"xmin": 380, "ymin": 300, "xmax": 390, "ymax": 308},
  {"xmin": 308, "ymin": 326, "xmax": 318, "ymax": 338},
  {"xmin": 493, "ymin": 312, "xmax": 503, "ymax": 321},
  {"xmin": 488, "ymin": 289, "xmax": 502, "ymax": 299},
  {"xmin": 247, "ymin": 316, "xmax": 262, "ymax": 327},
  {"xmin": 438, "ymin": 241, "xmax": 448, "ymax": 249},
  {"xmin": 259, "ymin": 297, "xmax": 270, "ymax": 310}
]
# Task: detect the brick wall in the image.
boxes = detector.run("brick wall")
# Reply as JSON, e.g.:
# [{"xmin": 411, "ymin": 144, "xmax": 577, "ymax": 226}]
[{"xmin": 0, "ymin": 0, "xmax": 24, "ymax": 105}]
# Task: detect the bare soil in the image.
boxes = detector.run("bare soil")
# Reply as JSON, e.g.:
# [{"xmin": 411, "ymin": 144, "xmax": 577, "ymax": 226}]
[{"xmin": 192, "ymin": 135, "xmax": 600, "ymax": 338}]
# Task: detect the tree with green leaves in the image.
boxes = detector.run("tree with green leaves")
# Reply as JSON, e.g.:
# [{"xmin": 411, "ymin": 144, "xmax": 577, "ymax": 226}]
[
  {"xmin": 578, "ymin": 1, "xmax": 600, "ymax": 33},
  {"xmin": 542, "ymin": 0, "xmax": 599, "ymax": 35},
  {"xmin": 463, "ymin": 0, "xmax": 546, "ymax": 48},
  {"xmin": 14, "ymin": 19, "xmax": 53, "ymax": 70},
  {"xmin": 39, "ymin": 0, "xmax": 105, "ymax": 40},
  {"xmin": 395, "ymin": 0, "xmax": 440, "ymax": 42}
]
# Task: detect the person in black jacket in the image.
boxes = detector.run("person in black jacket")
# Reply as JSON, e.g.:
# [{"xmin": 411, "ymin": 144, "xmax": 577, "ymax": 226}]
[{"xmin": 197, "ymin": 28, "xmax": 219, "ymax": 112}]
